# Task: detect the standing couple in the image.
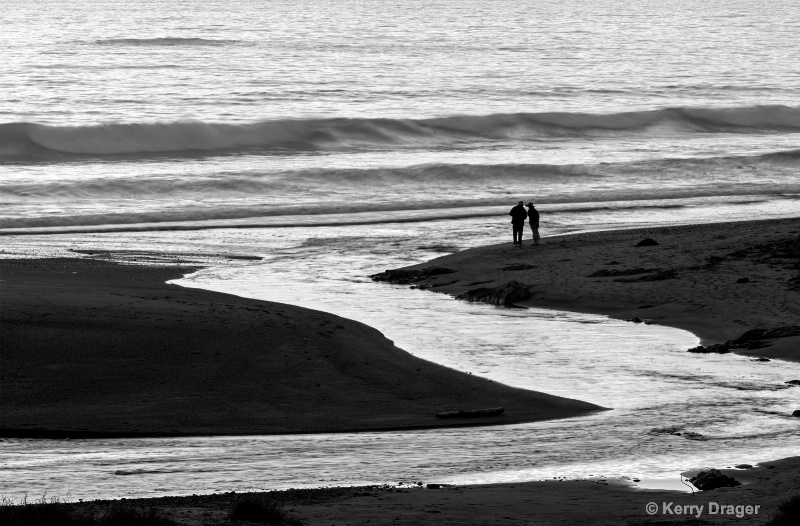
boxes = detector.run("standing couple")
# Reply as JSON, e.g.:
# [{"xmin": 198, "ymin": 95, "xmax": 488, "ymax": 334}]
[{"xmin": 509, "ymin": 201, "xmax": 540, "ymax": 246}]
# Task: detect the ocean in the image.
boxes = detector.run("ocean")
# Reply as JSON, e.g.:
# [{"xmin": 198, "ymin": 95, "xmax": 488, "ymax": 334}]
[{"xmin": 1, "ymin": 0, "xmax": 799, "ymax": 500}]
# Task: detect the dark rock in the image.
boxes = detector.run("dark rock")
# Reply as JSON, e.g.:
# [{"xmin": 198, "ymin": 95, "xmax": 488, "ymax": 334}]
[
  {"xmin": 370, "ymin": 266, "xmax": 455, "ymax": 285},
  {"xmin": 615, "ymin": 270, "xmax": 677, "ymax": 282},
  {"xmin": 635, "ymin": 238, "xmax": 659, "ymax": 247},
  {"xmin": 785, "ymin": 380, "xmax": 800, "ymax": 386},
  {"xmin": 736, "ymin": 277, "xmax": 750, "ymax": 283},
  {"xmin": 762, "ymin": 326, "xmax": 800, "ymax": 339},
  {"xmin": 792, "ymin": 410, "xmax": 800, "ymax": 417},
  {"xmin": 735, "ymin": 464, "xmax": 753, "ymax": 469},
  {"xmin": 688, "ymin": 343, "xmax": 731, "ymax": 354},
  {"xmin": 426, "ymin": 484, "xmax": 441, "ymax": 489},
  {"xmin": 456, "ymin": 281, "xmax": 531, "ymax": 307},
  {"xmin": 733, "ymin": 328, "xmax": 766, "ymax": 343},
  {"xmin": 689, "ymin": 469, "xmax": 741, "ymax": 491},
  {"xmin": 680, "ymin": 432, "xmax": 706, "ymax": 441},
  {"xmin": 751, "ymin": 357, "xmax": 771, "ymax": 362},
  {"xmin": 502, "ymin": 264, "xmax": 536, "ymax": 271},
  {"xmin": 629, "ymin": 317, "xmax": 644, "ymax": 323}
]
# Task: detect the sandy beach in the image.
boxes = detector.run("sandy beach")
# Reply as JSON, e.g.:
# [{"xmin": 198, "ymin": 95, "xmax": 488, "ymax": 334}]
[
  {"xmin": 0, "ymin": 257, "xmax": 599, "ymax": 438},
  {"xmin": 2, "ymin": 218, "xmax": 799, "ymax": 524},
  {"xmin": 380, "ymin": 217, "xmax": 800, "ymax": 362}
]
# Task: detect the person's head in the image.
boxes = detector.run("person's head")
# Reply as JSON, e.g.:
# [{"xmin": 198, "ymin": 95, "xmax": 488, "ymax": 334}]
[
  {"xmin": 526, "ymin": 202, "xmax": 533, "ymax": 207},
  {"xmin": 518, "ymin": 201, "xmax": 524, "ymax": 206}
]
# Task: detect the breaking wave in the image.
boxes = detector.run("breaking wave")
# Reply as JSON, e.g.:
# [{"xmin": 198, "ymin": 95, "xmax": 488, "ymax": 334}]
[{"xmin": 3, "ymin": 105, "xmax": 799, "ymax": 160}]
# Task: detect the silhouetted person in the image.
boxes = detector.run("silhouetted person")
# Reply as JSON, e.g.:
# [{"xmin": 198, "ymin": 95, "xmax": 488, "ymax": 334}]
[
  {"xmin": 509, "ymin": 201, "xmax": 527, "ymax": 245},
  {"xmin": 526, "ymin": 203, "xmax": 540, "ymax": 245}
]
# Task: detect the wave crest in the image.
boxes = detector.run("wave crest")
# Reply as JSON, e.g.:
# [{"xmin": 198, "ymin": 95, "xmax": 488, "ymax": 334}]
[{"xmin": 3, "ymin": 105, "xmax": 799, "ymax": 159}]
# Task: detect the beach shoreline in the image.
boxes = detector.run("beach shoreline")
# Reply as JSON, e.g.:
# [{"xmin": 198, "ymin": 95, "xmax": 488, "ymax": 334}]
[{"xmin": 380, "ymin": 217, "xmax": 800, "ymax": 363}]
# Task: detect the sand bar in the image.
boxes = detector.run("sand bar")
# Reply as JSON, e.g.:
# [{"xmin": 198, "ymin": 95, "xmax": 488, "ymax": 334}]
[
  {"xmin": 0, "ymin": 257, "xmax": 600, "ymax": 438},
  {"xmin": 381, "ymin": 218, "xmax": 800, "ymax": 362}
]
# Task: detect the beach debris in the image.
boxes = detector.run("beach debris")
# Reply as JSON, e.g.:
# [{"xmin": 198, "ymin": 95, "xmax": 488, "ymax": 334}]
[
  {"xmin": 785, "ymin": 380, "xmax": 800, "ymax": 386},
  {"xmin": 736, "ymin": 277, "xmax": 750, "ymax": 283},
  {"xmin": 628, "ymin": 317, "xmax": 644, "ymax": 323},
  {"xmin": 752, "ymin": 357, "xmax": 771, "ymax": 362},
  {"xmin": 369, "ymin": 266, "xmax": 455, "ymax": 285},
  {"xmin": 435, "ymin": 407, "xmax": 505, "ymax": 419},
  {"xmin": 426, "ymin": 483, "xmax": 441, "ymax": 489},
  {"xmin": 455, "ymin": 281, "xmax": 531, "ymax": 307},
  {"xmin": 635, "ymin": 238, "xmax": 659, "ymax": 247},
  {"xmin": 501, "ymin": 263, "xmax": 536, "ymax": 271},
  {"xmin": 587, "ymin": 267, "xmax": 655, "ymax": 277},
  {"xmin": 689, "ymin": 469, "xmax": 741, "ymax": 491},
  {"xmin": 614, "ymin": 270, "xmax": 677, "ymax": 282}
]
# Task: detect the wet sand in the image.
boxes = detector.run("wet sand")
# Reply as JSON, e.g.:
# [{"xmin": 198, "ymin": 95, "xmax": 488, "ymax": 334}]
[
  {"xmin": 389, "ymin": 217, "xmax": 800, "ymax": 362},
  {"xmin": 0, "ymin": 257, "xmax": 600, "ymax": 438}
]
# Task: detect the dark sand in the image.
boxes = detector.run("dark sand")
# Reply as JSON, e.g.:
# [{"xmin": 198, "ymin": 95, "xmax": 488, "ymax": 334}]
[
  {"xmin": 391, "ymin": 217, "xmax": 800, "ymax": 362},
  {"xmin": 30, "ymin": 456, "xmax": 800, "ymax": 525},
  {"xmin": 0, "ymin": 257, "xmax": 600, "ymax": 437}
]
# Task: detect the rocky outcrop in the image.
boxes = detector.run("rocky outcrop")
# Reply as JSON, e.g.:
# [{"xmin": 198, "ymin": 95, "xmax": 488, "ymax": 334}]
[
  {"xmin": 689, "ymin": 470, "xmax": 741, "ymax": 491},
  {"xmin": 456, "ymin": 281, "xmax": 531, "ymax": 307},
  {"xmin": 370, "ymin": 266, "xmax": 455, "ymax": 285},
  {"xmin": 687, "ymin": 325, "xmax": 800, "ymax": 354}
]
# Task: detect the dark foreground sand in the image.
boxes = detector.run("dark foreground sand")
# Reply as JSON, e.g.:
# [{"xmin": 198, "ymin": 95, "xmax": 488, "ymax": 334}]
[
  {"xmin": 387, "ymin": 217, "xmax": 800, "ymax": 362},
  {"xmin": 0, "ymin": 257, "xmax": 599, "ymax": 437},
  {"xmin": 24, "ymin": 456, "xmax": 800, "ymax": 525}
]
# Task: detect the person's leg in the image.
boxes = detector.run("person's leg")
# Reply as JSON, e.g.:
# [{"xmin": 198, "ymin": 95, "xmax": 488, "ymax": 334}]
[
  {"xmin": 534, "ymin": 227, "xmax": 540, "ymax": 245},
  {"xmin": 513, "ymin": 225, "xmax": 522, "ymax": 244}
]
